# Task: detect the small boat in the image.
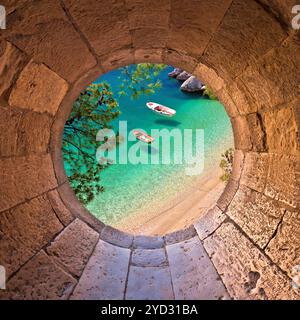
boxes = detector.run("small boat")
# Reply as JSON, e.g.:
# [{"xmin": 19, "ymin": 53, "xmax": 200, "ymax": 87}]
[
  {"xmin": 146, "ymin": 102, "xmax": 176, "ymax": 117},
  {"xmin": 133, "ymin": 130, "xmax": 155, "ymax": 144}
]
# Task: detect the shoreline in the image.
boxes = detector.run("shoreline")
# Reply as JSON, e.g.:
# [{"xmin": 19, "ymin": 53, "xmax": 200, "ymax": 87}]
[{"xmin": 114, "ymin": 168, "xmax": 225, "ymax": 235}]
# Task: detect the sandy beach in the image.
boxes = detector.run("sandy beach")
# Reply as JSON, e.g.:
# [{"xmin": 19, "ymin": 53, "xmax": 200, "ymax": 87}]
[{"xmin": 114, "ymin": 168, "xmax": 225, "ymax": 235}]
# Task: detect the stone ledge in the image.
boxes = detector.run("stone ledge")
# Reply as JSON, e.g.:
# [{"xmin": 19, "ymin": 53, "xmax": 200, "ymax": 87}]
[
  {"xmin": 164, "ymin": 225, "xmax": 197, "ymax": 245},
  {"xmin": 231, "ymin": 149, "xmax": 244, "ymax": 181},
  {"xmin": 47, "ymin": 189, "xmax": 74, "ymax": 226},
  {"xmin": 57, "ymin": 182, "xmax": 105, "ymax": 233},
  {"xmin": 101, "ymin": 225, "xmax": 133, "ymax": 248},
  {"xmin": 231, "ymin": 116, "xmax": 252, "ymax": 151},
  {"xmin": 194, "ymin": 206, "xmax": 226, "ymax": 240},
  {"xmin": 217, "ymin": 179, "xmax": 239, "ymax": 211},
  {"xmin": 132, "ymin": 235, "xmax": 164, "ymax": 249}
]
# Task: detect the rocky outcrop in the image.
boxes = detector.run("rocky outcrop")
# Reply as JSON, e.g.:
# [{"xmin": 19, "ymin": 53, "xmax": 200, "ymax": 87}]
[
  {"xmin": 180, "ymin": 76, "xmax": 205, "ymax": 92},
  {"xmin": 168, "ymin": 68, "xmax": 183, "ymax": 78},
  {"xmin": 176, "ymin": 71, "xmax": 191, "ymax": 81}
]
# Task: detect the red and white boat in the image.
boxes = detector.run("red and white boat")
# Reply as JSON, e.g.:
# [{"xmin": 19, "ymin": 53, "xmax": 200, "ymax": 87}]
[
  {"xmin": 133, "ymin": 130, "xmax": 155, "ymax": 144},
  {"xmin": 146, "ymin": 102, "xmax": 176, "ymax": 117}
]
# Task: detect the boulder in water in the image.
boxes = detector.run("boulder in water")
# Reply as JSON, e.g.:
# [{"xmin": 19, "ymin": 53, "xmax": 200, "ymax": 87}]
[
  {"xmin": 180, "ymin": 76, "xmax": 204, "ymax": 92},
  {"xmin": 176, "ymin": 71, "xmax": 192, "ymax": 81},
  {"xmin": 168, "ymin": 68, "xmax": 183, "ymax": 78}
]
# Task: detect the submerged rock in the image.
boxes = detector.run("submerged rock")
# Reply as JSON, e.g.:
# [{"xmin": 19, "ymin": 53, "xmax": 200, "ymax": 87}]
[
  {"xmin": 168, "ymin": 68, "xmax": 183, "ymax": 78},
  {"xmin": 180, "ymin": 76, "xmax": 204, "ymax": 92},
  {"xmin": 176, "ymin": 71, "xmax": 192, "ymax": 81}
]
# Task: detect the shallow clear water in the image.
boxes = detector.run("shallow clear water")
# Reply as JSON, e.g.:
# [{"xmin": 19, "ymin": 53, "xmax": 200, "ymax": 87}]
[{"xmin": 65, "ymin": 66, "xmax": 234, "ymax": 225}]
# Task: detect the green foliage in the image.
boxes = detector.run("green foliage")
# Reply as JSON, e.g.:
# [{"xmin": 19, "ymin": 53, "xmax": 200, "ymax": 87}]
[
  {"xmin": 63, "ymin": 82, "xmax": 121, "ymax": 205},
  {"xmin": 118, "ymin": 63, "xmax": 167, "ymax": 99},
  {"xmin": 219, "ymin": 148, "xmax": 234, "ymax": 183},
  {"xmin": 203, "ymin": 86, "xmax": 218, "ymax": 100}
]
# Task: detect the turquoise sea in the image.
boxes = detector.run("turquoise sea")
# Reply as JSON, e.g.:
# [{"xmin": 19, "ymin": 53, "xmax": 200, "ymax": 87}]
[{"xmin": 66, "ymin": 66, "xmax": 234, "ymax": 226}]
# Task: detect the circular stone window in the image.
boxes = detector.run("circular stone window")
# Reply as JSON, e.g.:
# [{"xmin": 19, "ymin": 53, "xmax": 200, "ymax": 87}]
[{"xmin": 62, "ymin": 64, "xmax": 234, "ymax": 235}]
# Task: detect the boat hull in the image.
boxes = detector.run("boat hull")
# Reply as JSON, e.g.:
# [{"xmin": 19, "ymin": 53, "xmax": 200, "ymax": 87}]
[{"xmin": 146, "ymin": 102, "xmax": 176, "ymax": 117}]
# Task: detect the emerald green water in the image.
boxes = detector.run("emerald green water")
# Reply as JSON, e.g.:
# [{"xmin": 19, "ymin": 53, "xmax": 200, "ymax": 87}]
[{"xmin": 65, "ymin": 66, "xmax": 234, "ymax": 226}]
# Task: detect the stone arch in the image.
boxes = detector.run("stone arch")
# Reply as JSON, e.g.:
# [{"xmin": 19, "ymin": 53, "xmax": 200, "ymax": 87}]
[{"xmin": 0, "ymin": 0, "xmax": 299, "ymax": 299}]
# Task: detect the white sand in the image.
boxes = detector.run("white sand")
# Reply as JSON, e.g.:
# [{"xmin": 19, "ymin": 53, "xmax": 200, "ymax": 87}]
[{"xmin": 114, "ymin": 168, "xmax": 225, "ymax": 235}]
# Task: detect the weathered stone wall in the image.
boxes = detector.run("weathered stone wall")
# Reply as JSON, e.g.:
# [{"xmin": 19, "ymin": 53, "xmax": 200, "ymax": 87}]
[{"xmin": 0, "ymin": 0, "xmax": 299, "ymax": 300}]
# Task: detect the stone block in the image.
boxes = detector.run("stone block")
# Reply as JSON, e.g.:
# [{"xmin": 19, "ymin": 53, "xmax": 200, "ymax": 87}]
[
  {"xmin": 231, "ymin": 116, "xmax": 252, "ymax": 151},
  {"xmin": 0, "ymin": 154, "xmax": 57, "ymax": 212},
  {"xmin": 100, "ymin": 226, "xmax": 133, "ymax": 248},
  {"xmin": 216, "ymin": 86, "xmax": 240, "ymax": 118},
  {"xmin": 1, "ymin": 251, "xmax": 76, "ymax": 300},
  {"xmin": 240, "ymin": 40, "xmax": 300, "ymax": 110},
  {"xmin": 134, "ymin": 48, "xmax": 164, "ymax": 64},
  {"xmin": 125, "ymin": 266, "xmax": 174, "ymax": 300},
  {"xmin": 265, "ymin": 154, "xmax": 300, "ymax": 208},
  {"xmin": 131, "ymin": 248, "xmax": 167, "ymax": 267},
  {"xmin": 167, "ymin": 26, "xmax": 210, "ymax": 57},
  {"xmin": 217, "ymin": 179, "xmax": 239, "ymax": 211},
  {"xmin": 133, "ymin": 235, "xmax": 164, "ymax": 249},
  {"xmin": 231, "ymin": 149, "xmax": 244, "ymax": 181},
  {"xmin": 247, "ymin": 113, "xmax": 266, "ymax": 152},
  {"xmin": 227, "ymin": 186, "xmax": 285, "ymax": 248},
  {"xmin": 126, "ymin": 0, "xmax": 170, "ymax": 30},
  {"xmin": 163, "ymin": 49, "xmax": 197, "ymax": 73},
  {"xmin": 0, "ymin": 42, "xmax": 26, "ymax": 98},
  {"xmin": 164, "ymin": 225, "xmax": 197, "ymax": 245},
  {"xmin": 9, "ymin": 61, "xmax": 68, "ymax": 115},
  {"xmin": 204, "ymin": 222, "xmax": 299, "ymax": 299},
  {"xmin": 266, "ymin": 210, "xmax": 300, "ymax": 277},
  {"xmin": 0, "ymin": 106, "xmax": 52, "ymax": 157},
  {"xmin": 0, "ymin": 105, "xmax": 22, "ymax": 157},
  {"xmin": 170, "ymin": 0, "xmax": 231, "ymax": 33},
  {"xmin": 194, "ymin": 206, "xmax": 226, "ymax": 240},
  {"xmin": 240, "ymin": 152, "xmax": 269, "ymax": 192},
  {"xmin": 100, "ymin": 48, "xmax": 135, "ymax": 73},
  {"xmin": 263, "ymin": 106, "xmax": 298, "ymax": 154},
  {"xmin": 202, "ymin": 0, "xmax": 286, "ymax": 79},
  {"xmin": 64, "ymin": 0, "xmax": 132, "ymax": 56},
  {"xmin": 223, "ymin": 80, "xmax": 257, "ymax": 115},
  {"xmin": 0, "ymin": 195, "xmax": 63, "ymax": 277},
  {"xmin": 194, "ymin": 63, "xmax": 225, "ymax": 93},
  {"xmin": 47, "ymin": 190, "xmax": 74, "ymax": 226},
  {"xmin": 70, "ymin": 239, "xmax": 130, "ymax": 300},
  {"xmin": 132, "ymin": 28, "xmax": 168, "ymax": 49},
  {"xmin": 167, "ymin": 236, "xmax": 229, "ymax": 299},
  {"xmin": 6, "ymin": 0, "xmax": 96, "ymax": 82},
  {"xmin": 47, "ymin": 219, "xmax": 99, "ymax": 277}
]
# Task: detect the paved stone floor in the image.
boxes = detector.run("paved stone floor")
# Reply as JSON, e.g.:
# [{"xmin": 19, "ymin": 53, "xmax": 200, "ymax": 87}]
[{"xmin": 1, "ymin": 209, "xmax": 299, "ymax": 300}]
